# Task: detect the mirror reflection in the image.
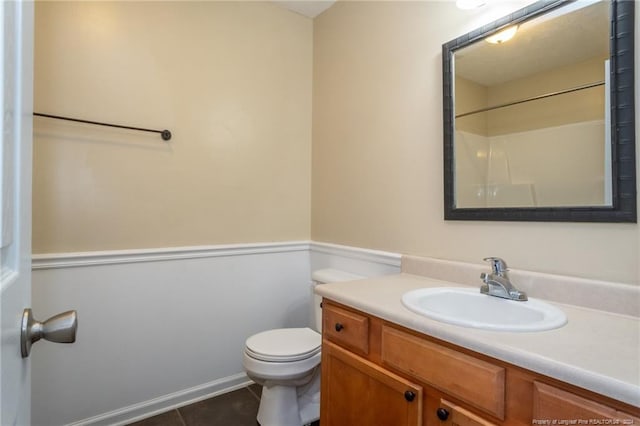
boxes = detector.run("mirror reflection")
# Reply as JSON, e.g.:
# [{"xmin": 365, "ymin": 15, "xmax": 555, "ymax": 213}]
[{"xmin": 453, "ymin": 1, "xmax": 610, "ymax": 208}]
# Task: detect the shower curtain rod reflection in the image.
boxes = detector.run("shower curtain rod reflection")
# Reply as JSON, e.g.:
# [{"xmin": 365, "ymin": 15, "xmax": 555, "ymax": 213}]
[
  {"xmin": 33, "ymin": 112, "xmax": 172, "ymax": 141},
  {"xmin": 455, "ymin": 81, "xmax": 605, "ymax": 119}
]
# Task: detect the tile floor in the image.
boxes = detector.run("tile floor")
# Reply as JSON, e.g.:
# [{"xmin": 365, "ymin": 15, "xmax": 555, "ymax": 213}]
[{"xmin": 127, "ymin": 384, "xmax": 320, "ymax": 426}]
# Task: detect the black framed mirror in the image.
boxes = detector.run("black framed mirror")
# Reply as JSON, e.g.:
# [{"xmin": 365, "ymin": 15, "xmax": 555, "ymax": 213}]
[{"xmin": 443, "ymin": 0, "xmax": 635, "ymax": 222}]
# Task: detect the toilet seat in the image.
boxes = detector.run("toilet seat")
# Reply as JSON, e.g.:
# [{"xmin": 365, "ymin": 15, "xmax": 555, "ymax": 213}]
[{"xmin": 245, "ymin": 328, "xmax": 321, "ymax": 362}]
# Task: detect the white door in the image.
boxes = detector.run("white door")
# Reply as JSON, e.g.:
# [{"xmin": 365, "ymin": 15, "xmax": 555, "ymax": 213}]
[{"xmin": 1, "ymin": 1, "xmax": 33, "ymax": 425}]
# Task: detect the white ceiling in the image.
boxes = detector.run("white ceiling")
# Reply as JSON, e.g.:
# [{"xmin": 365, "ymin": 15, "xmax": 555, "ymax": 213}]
[
  {"xmin": 273, "ymin": 0, "xmax": 336, "ymax": 18},
  {"xmin": 455, "ymin": 1, "xmax": 609, "ymax": 87}
]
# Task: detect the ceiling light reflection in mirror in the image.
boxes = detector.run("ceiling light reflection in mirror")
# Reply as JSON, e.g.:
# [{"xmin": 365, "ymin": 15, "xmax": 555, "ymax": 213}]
[{"xmin": 453, "ymin": 0, "xmax": 610, "ymax": 209}]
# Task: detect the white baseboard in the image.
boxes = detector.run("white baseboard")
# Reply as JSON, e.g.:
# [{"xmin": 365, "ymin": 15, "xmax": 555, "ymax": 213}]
[{"xmin": 67, "ymin": 373, "xmax": 252, "ymax": 426}]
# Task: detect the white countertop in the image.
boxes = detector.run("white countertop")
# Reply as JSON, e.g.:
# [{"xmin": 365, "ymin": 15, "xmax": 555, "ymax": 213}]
[{"xmin": 315, "ymin": 273, "xmax": 640, "ymax": 407}]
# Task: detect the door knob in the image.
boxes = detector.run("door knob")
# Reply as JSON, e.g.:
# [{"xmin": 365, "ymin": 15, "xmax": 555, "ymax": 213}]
[{"xmin": 21, "ymin": 308, "xmax": 77, "ymax": 358}]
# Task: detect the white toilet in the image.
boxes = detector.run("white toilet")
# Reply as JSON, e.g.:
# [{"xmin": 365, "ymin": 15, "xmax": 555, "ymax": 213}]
[{"xmin": 242, "ymin": 268, "xmax": 363, "ymax": 426}]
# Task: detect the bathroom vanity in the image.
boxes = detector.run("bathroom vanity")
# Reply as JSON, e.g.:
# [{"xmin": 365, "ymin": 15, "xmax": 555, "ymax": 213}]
[{"xmin": 316, "ymin": 273, "xmax": 640, "ymax": 425}]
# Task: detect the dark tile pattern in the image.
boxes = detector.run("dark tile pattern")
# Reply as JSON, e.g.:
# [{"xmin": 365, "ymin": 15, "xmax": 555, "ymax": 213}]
[
  {"xmin": 127, "ymin": 409, "xmax": 185, "ymax": 426},
  {"xmin": 247, "ymin": 383, "xmax": 262, "ymax": 399},
  {"xmin": 179, "ymin": 388, "xmax": 259, "ymax": 426},
  {"xmin": 126, "ymin": 384, "xmax": 320, "ymax": 426}
]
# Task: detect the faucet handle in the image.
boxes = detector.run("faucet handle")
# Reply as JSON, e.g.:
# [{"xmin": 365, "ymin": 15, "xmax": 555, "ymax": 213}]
[{"xmin": 483, "ymin": 257, "xmax": 508, "ymax": 274}]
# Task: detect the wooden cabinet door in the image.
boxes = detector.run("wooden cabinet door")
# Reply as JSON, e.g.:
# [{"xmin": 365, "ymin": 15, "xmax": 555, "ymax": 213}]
[
  {"xmin": 533, "ymin": 382, "xmax": 636, "ymax": 424},
  {"xmin": 382, "ymin": 325, "xmax": 505, "ymax": 419},
  {"xmin": 321, "ymin": 340, "xmax": 422, "ymax": 426}
]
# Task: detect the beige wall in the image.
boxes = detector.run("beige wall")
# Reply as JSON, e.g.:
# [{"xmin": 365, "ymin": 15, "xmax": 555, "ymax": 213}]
[
  {"xmin": 487, "ymin": 56, "xmax": 606, "ymax": 135},
  {"xmin": 34, "ymin": 0, "xmax": 639, "ymax": 284},
  {"xmin": 456, "ymin": 56, "xmax": 606, "ymax": 136},
  {"xmin": 455, "ymin": 76, "xmax": 488, "ymax": 136},
  {"xmin": 33, "ymin": 1, "xmax": 312, "ymax": 253},
  {"xmin": 312, "ymin": 1, "xmax": 639, "ymax": 285}
]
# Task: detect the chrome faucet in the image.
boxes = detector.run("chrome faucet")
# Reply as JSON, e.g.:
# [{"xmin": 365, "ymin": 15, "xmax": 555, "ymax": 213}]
[{"xmin": 480, "ymin": 257, "xmax": 527, "ymax": 301}]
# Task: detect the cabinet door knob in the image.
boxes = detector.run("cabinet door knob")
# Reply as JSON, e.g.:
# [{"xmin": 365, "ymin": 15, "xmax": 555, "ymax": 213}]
[
  {"xmin": 404, "ymin": 390, "xmax": 416, "ymax": 402},
  {"xmin": 334, "ymin": 323, "xmax": 344, "ymax": 332},
  {"xmin": 436, "ymin": 407, "xmax": 450, "ymax": 421}
]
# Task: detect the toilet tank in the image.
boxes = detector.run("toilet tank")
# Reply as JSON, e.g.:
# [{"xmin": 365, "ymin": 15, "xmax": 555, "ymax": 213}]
[{"xmin": 311, "ymin": 269, "xmax": 364, "ymax": 332}]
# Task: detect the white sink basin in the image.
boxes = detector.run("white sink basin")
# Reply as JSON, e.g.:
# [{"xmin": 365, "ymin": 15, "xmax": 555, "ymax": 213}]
[{"xmin": 401, "ymin": 287, "xmax": 567, "ymax": 332}]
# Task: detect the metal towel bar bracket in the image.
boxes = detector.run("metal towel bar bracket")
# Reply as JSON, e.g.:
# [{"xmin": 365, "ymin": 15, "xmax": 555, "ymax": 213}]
[{"xmin": 34, "ymin": 112, "xmax": 172, "ymax": 141}]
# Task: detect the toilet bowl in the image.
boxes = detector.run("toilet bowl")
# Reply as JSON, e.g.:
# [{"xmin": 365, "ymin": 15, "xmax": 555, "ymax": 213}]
[
  {"xmin": 242, "ymin": 269, "xmax": 363, "ymax": 426},
  {"xmin": 243, "ymin": 328, "xmax": 322, "ymax": 426}
]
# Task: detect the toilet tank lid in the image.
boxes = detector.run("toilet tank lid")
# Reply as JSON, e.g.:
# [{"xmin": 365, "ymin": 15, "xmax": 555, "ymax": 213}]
[{"xmin": 311, "ymin": 268, "xmax": 364, "ymax": 284}]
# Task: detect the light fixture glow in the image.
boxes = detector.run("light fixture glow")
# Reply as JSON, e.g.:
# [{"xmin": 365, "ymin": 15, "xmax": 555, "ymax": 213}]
[
  {"xmin": 456, "ymin": 0, "xmax": 486, "ymax": 10},
  {"xmin": 485, "ymin": 26, "xmax": 518, "ymax": 44}
]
